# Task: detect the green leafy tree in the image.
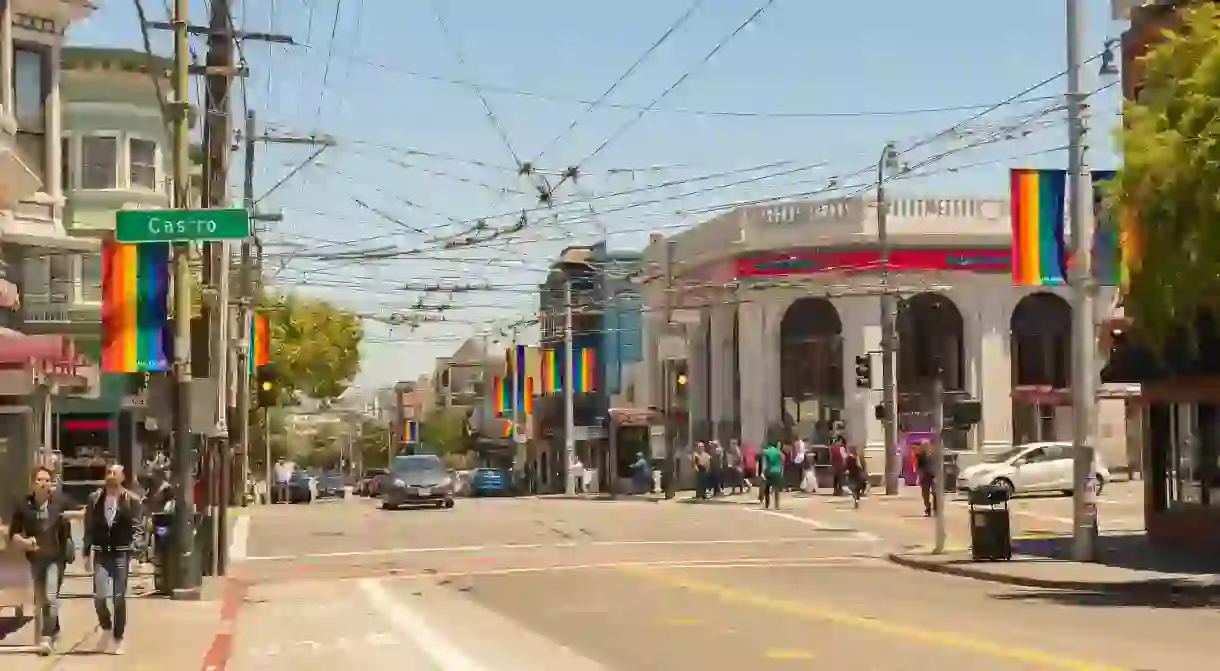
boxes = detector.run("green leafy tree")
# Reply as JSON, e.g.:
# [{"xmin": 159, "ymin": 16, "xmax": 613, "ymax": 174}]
[
  {"xmin": 259, "ymin": 293, "xmax": 364, "ymax": 403},
  {"xmin": 420, "ymin": 407, "xmax": 471, "ymax": 455},
  {"xmin": 1111, "ymin": 3, "xmax": 1220, "ymax": 345},
  {"xmin": 356, "ymin": 418, "xmax": 391, "ymax": 469}
]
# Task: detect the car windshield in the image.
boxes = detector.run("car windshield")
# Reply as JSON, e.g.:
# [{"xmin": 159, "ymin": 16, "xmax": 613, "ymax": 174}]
[
  {"xmin": 392, "ymin": 455, "xmax": 446, "ymax": 477},
  {"xmin": 982, "ymin": 447, "xmax": 1027, "ymax": 464}
]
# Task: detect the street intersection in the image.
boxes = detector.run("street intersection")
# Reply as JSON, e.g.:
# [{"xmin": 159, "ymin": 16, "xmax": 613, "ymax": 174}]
[{"xmin": 7, "ymin": 481, "xmax": 1213, "ymax": 670}]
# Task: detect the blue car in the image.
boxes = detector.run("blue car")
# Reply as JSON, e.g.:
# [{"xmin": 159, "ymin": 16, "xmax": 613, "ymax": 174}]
[{"xmin": 469, "ymin": 468, "xmax": 512, "ymax": 496}]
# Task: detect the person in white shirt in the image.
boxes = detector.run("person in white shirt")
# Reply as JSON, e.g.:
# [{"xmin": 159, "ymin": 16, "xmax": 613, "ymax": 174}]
[
  {"xmin": 274, "ymin": 458, "xmax": 294, "ymax": 504},
  {"xmin": 570, "ymin": 457, "xmax": 585, "ymax": 494}
]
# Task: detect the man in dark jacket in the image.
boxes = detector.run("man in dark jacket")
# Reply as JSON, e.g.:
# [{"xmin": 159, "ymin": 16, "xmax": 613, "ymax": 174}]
[
  {"xmin": 915, "ymin": 440, "xmax": 938, "ymax": 517},
  {"xmin": 8, "ymin": 465, "xmax": 77, "ymax": 655},
  {"xmin": 82, "ymin": 464, "xmax": 144, "ymax": 655}
]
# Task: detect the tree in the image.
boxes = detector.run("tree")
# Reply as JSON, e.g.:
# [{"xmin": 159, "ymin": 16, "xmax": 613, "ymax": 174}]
[
  {"xmin": 420, "ymin": 407, "xmax": 471, "ymax": 455},
  {"xmin": 1111, "ymin": 4, "xmax": 1220, "ymax": 345},
  {"xmin": 260, "ymin": 293, "xmax": 364, "ymax": 404},
  {"xmin": 356, "ymin": 418, "xmax": 391, "ymax": 469}
]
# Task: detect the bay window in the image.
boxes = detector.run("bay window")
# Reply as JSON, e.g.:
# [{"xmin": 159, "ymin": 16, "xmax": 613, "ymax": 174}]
[
  {"xmin": 13, "ymin": 44, "xmax": 48, "ymax": 185},
  {"xmin": 81, "ymin": 136, "xmax": 118, "ymax": 189},
  {"xmin": 129, "ymin": 137, "xmax": 157, "ymax": 190}
]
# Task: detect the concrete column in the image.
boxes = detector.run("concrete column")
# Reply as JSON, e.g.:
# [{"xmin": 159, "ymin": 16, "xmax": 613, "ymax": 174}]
[
  {"xmin": 838, "ymin": 298, "xmax": 880, "ymax": 451},
  {"xmin": 961, "ymin": 295, "xmax": 986, "ymax": 451},
  {"xmin": 709, "ymin": 304, "xmax": 735, "ymax": 442},
  {"xmin": 737, "ymin": 299, "xmax": 766, "ymax": 447},
  {"xmin": 977, "ymin": 297, "xmax": 1012, "ymax": 452},
  {"xmin": 762, "ymin": 300, "xmax": 783, "ymax": 438},
  {"xmin": 47, "ymin": 42, "xmax": 61, "ymax": 204}
]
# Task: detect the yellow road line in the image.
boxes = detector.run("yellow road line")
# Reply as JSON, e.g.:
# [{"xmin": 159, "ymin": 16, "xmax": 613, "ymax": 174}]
[
  {"xmin": 764, "ymin": 648, "xmax": 815, "ymax": 660},
  {"xmin": 620, "ymin": 566, "xmax": 1126, "ymax": 671}
]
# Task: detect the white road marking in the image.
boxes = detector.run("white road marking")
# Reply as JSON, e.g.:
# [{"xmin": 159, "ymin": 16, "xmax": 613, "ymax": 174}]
[
  {"xmin": 752, "ymin": 509, "xmax": 882, "ymax": 541},
  {"xmin": 230, "ymin": 513, "xmax": 250, "ymax": 562},
  {"xmin": 245, "ymin": 536, "xmax": 868, "ymax": 562},
  {"xmin": 361, "ymin": 578, "xmax": 487, "ymax": 671}
]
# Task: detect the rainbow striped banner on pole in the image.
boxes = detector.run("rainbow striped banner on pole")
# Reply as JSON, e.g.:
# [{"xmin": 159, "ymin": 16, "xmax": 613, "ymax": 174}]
[
  {"xmin": 101, "ymin": 239, "xmax": 170, "ymax": 373},
  {"xmin": 493, "ymin": 375, "xmax": 508, "ymax": 415},
  {"xmin": 572, "ymin": 347, "xmax": 596, "ymax": 393},
  {"xmin": 1010, "ymin": 168, "xmax": 1067, "ymax": 286},
  {"xmin": 542, "ymin": 348, "xmax": 563, "ymax": 393},
  {"xmin": 514, "ymin": 345, "xmax": 527, "ymax": 413},
  {"xmin": 523, "ymin": 377, "xmax": 534, "ymax": 415},
  {"xmin": 404, "ymin": 421, "xmax": 418, "ymax": 442},
  {"xmin": 248, "ymin": 312, "xmax": 270, "ymax": 374}
]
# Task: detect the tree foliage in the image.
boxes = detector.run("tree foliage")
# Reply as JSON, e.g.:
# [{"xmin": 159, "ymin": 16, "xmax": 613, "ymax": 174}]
[
  {"xmin": 420, "ymin": 407, "xmax": 471, "ymax": 455},
  {"xmin": 260, "ymin": 293, "xmax": 364, "ymax": 403},
  {"xmin": 1112, "ymin": 4, "xmax": 1220, "ymax": 345}
]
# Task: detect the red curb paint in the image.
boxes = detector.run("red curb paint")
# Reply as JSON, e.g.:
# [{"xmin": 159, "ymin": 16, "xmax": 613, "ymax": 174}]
[{"xmin": 200, "ymin": 579, "xmax": 248, "ymax": 671}]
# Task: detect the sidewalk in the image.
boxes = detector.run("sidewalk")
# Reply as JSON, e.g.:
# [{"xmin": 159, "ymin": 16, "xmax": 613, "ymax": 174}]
[
  {"xmin": 888, "ymin": 532, "xmax": 1220, "ymax": 596},
  {"xmin": 0, "ymin": 574, "xmax": 225, "ymax": 669}
]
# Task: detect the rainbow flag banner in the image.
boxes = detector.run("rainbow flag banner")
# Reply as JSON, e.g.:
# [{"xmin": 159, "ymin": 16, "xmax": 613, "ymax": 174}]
[
  {"xmin": 1010, "ymin": 168, "xmax": 1067, "ymax": 286},
  {"xmin": 543, "ymin": 348, "xmax": 563, "ymax": 393},
  {"xmin": 493, "ymin": 375, "xmax": 508, "ymax": 415},
  {"xmin": 404, "ymin": 421, "xmax": 418, "ymax": 443},
  {"xmin": 573, "ymin": 347, "xmax": 596, "ymax": 393},
  {"xmin": 248, "ymin": 312, "xmax": 270, "ymax": 374},
  {"xmin": 1091, "ymin": 170, "xmax": 1120, "ymax": 287},
  {"xmin": 523, "ymin": 377, "xmax": 534, "ymax": 415},
  {"xmin": 514, "ymin": 345, "xmax": 527, "ymax": 413},
  {"xmin": 101, "ymin": 239, "xmax": 170, "ymax": 373}
]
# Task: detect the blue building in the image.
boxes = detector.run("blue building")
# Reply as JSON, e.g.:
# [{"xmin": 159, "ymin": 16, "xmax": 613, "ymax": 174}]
[{"xmin": 533, "ymin": 243, "xmax": 643, "ymax": 492}]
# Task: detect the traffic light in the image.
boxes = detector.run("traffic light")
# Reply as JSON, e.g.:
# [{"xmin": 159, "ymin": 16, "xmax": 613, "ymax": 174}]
[
  {"xmin": 256, "ymin": 364, "xmax": 279, "ymax": 408},
  {"xmin": 855, "ymin": 355, "xmax": 872, "ymax": 389}
]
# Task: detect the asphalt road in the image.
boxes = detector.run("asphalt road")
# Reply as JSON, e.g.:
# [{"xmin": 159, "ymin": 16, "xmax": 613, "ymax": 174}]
[{"xmin": 220, "ymin": 483, "xmax": 1215, "ymax": 670}]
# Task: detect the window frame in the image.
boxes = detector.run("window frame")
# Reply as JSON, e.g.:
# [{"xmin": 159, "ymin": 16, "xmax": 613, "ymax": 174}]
[
  {"xmin": 79, "ymin": 132, "xmax": 122, "ymax": 191},
  {"xmin": 126, "ymin": 133, "xmax": 161, "ymax": 192},
  {"xmin": 12, "ymin": 41, "xmax": 49, "ymax": 135},
  {"xmin": 60, "ymin": 132, "xmax": 74, "ymax": 192}
]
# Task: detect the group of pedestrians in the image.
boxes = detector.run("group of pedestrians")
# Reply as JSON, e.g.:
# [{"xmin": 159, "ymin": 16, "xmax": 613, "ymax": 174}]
[
  {"xmin": 7, "ymin": 463, "xmax": 147, "ymax": 656},
  {"xmin": 691, "ymin": 440, "xmax": 754, "ymax": 499}
]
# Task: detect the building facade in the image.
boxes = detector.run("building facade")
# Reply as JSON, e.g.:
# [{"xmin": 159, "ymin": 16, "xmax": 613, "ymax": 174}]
[
  {"xmin": 533, "ymin": 243, "xmax": 645, "ymax": 491},
  {"xmin": 638, "ymin": 195, "xmax": 1132, "ymax": 472}
]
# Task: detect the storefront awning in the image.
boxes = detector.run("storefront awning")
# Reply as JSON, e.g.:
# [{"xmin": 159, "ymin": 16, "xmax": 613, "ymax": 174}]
[{"xmin": 1010, "ymin": 384, "xmax": 1143, "ymax": 404}]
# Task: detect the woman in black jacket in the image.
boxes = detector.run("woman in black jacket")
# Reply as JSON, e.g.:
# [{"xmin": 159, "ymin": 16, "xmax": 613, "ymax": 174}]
[{"xmin": 8, "ymin": 465, "xmax": 77, "ymax": 656}]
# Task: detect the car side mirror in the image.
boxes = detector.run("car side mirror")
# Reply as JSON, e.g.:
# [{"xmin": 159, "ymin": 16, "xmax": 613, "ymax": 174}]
[{"xmin": 1012, "ymin": 458, "xmax": 1026, "ymax": 467}]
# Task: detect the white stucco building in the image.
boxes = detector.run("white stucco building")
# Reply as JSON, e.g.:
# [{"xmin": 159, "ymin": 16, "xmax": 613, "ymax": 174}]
[{"xmin": 637, "ymin": 195, "xmax": 1135, "ymax": 471}]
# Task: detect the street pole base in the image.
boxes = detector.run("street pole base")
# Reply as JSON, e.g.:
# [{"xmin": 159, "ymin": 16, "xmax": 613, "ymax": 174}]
[{"xmin": 171, "ymin": 587, "xmax": 202, "ymax": 601}]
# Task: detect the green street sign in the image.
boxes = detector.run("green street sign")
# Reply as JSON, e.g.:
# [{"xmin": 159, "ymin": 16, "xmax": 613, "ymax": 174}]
[{"xmin": 115, "ymin": 208, "xmax": 251, "ymax": 243}]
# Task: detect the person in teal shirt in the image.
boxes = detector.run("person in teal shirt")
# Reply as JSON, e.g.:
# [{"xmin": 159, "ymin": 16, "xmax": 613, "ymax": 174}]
[{"xmin": 760, "ymin": 442, "xmax": 785, "ymax": 509}]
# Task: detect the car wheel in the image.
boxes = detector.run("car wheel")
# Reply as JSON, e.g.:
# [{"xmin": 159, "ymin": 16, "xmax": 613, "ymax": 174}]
[
  {"xmin": 991, "ymin": 477, "xmax": 1015, "ymax": 497},
  {"xmin": 444, "ymin": 499, "xmax": 455, "ymax": 509},
  {"xmin": 381, "ymin": 500, "xmax": 396, "ymax": 510}
]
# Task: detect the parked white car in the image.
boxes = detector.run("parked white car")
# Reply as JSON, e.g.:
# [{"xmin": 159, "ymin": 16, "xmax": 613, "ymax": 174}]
[{"xmin": 956, "ymin": 441, "xmax": 1110, "ymax": 497}]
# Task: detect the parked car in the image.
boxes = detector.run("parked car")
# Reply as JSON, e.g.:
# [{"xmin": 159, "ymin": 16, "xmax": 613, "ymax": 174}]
[
  {"xmin": 380, "ymin": 454, "xmax": 456, "ymax": 510},
  {"xmin": 357, "ymin": 469, "xmax": 387, "ymax": 497},
  {"xmin": 468, "ymin": 467, "xmax": 512, "ymax": 496},
  {"xmin": 956, "ymin": 441, "xmax": 1109, "ymax": 497},
  {"xmin": 316, "ymin": 473, "xmax": 346, "ymax": 499},
  {"xmin": 286, "ymin": 471, "xmax": 318, "ymax": 504}
]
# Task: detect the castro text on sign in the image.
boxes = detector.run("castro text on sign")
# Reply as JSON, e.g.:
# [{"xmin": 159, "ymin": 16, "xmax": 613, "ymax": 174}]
[{"xmin": 114, "ymin": 208, "xmax": 251, "ymax": 243}]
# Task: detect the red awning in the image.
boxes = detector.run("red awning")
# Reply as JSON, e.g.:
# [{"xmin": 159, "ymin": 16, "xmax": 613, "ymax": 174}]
[{"xmin": 0, "ymin": 331, "xmax": 74, "ymax": 364}]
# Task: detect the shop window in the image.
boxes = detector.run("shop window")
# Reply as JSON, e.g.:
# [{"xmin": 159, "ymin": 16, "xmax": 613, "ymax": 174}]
[
  {"xmin": 129, "ymin": 138, "xmax": 158, "ymax": 190},
  {"xmin": 81, "ymin": 136, "xmax": 119, "ymax": 189},
  {"xmin": 61, "ymin": 137, "xmax": 71, "ymax": 191}
]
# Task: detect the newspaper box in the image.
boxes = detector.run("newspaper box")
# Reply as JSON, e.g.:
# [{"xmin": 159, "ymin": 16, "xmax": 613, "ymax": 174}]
[{"xmin": 0, "ymin": 533, "xmax": 30, "ymax": 623}]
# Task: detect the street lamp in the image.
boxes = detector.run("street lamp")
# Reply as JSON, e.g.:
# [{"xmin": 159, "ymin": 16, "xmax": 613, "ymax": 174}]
[
  {"xmin": 1099, "ymin": 39, "xmax": 1119, "ymax": 77},
  {"xmin": 878, "ymin": 141, "xmax": 901, "ymax": 496}
]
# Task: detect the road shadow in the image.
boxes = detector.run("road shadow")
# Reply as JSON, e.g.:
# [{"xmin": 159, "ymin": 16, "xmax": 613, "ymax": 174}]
[
  {"xmin": 1014, "ymin": 533, "xmax": 1220, "ymax": 578},
  {"xmin": 0, "ymin": 614, "xmax": 32, "ymax": 643},
  {"xmin": 991, "ymin": 585, "xmax": 1220, "ymax": 610}
]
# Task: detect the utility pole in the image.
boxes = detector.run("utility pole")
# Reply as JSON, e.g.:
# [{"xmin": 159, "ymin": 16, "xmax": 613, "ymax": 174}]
[
  {"xmin": 1066, "ymin": 0, "xmax": 1099, "ymax": 562},
  {"xmin": 202, "ymin": 0, "xmax": 235, "ymax": 577},
  {"xmin": 877, "ymin": 142, "xmax": 901, "ymax": 496},
  {"xmin": 563, "ymin": 280, "xmax": 576, "ymax": 496},
  {"xmin": 931, "ymin": 374, "xmax": 947, "ymax": 554},
  {"xmin": 168, "ymin": 0, "xmax": 198, "ymax": 600},
  {"xmin": 510, "ymin": 326, "xmax": 521, "ymax": 475},
  {"xmin": 654, "ymin": 238, "xmax": 676, "ymax": 500},
  {"xmin": 234, "ymin": 109, "xmax": 255, "ymax": 511}
]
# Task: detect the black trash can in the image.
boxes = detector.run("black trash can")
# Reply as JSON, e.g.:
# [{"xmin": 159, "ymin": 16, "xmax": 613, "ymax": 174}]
[{"xmin": 967, "ymin": 485, "xmax": 1012, "ymax": 561}]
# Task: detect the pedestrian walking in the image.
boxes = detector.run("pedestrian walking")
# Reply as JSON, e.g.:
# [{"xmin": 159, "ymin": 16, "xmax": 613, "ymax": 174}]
[
  {"xmin": 829, "ymin": 437, "xmax": 847, "ymax": 496},
  {"xmin": 915, "ymin": 440, "xmax": 938, "ymax": 517},
  {"xmin": 727, "ymin": 440, "xmax": 745, "ymax": 494},
  {"xmin": 7, "ymin": 465, "xmax": 77, "ymax": 656},
  {"xmin": 845, "ymin": 446, "xmax": 868, "ymax": 509},
  {"xmin": 273, "ymin": 457, "xmax": 292, "ymax": 504},
  {"xmin": 631, "ymin": 452, "xmax": 653, "ymax": 494},
  {"xmin": 692, "ymin": 443, "xmax": 711, "ymax": 499},
  {"xmin": 710, "ymin": 441, "xmax": 725, "ymax": 497},
  {"xmin": 760, "ymin": 440, "xmax": 784, "ymax": 509},
  {"xmin": 82, "ymin": 464, "xmax": 144, "ymax": 655}
]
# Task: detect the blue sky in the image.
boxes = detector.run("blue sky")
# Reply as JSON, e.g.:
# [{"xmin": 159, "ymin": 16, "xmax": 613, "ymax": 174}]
[{"xmin": 71, "ymin": 0, "xmax": 1126, "ymax": 392}]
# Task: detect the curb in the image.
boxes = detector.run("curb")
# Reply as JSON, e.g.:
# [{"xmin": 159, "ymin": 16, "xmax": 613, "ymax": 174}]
[{"xmin": 886, "ymin": 552, "xmax": 1220, "ymax": 595}]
